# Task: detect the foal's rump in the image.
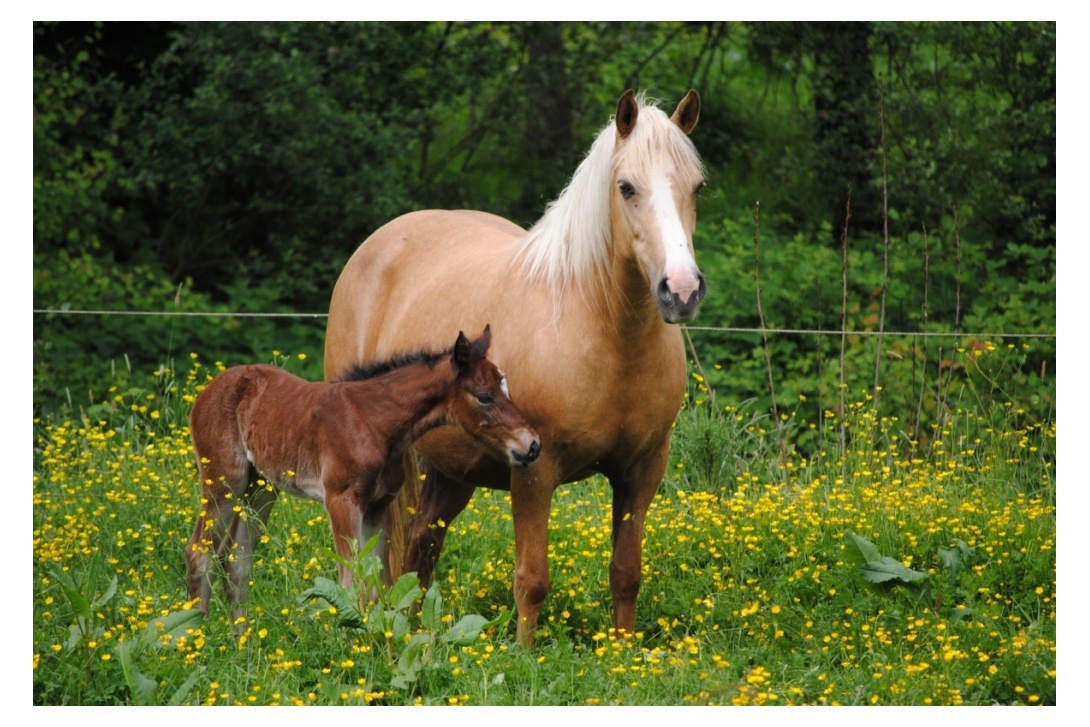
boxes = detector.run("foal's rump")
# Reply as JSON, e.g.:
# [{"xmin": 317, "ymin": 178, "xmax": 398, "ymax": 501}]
[
  {"xmin": 188, "ymin": 365, "xmax": 267, "ymax": 482},
  {"xmin": 190, "ymin": 365, "xmax": 323, "ymax": 495}
]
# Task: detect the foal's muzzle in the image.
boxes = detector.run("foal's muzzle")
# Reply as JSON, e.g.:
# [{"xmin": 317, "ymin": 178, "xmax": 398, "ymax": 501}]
[{"xmin": 511, "ymin": 439, "xmax": 541, "ymax": 468}]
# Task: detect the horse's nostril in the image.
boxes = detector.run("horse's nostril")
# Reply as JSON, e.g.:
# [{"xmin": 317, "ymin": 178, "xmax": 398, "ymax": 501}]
[
  {"xmin": 529, "ymin": 440, "xmax": 541, "ymax": 460},
  {"xmin": 693, "ymin": 273, "xmax": 707, "ymax": 303}
]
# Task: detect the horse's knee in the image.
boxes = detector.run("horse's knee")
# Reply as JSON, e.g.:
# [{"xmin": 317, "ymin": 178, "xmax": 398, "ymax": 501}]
[
  {"xmin": 514, "ymin": 565, "xmax": 550, "ymax": 608},
  {"xmin": 609, "ymin": 559, "xmax": 642, "ymax": 603}
]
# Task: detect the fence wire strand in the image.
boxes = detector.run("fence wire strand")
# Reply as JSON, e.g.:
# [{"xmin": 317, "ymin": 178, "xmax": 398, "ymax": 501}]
[{"xmin": 32, "ymin": 308, "xmax": 1055, "ymax": 339}]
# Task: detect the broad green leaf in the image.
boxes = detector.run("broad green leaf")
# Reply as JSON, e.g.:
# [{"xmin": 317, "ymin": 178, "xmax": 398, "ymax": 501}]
[
  {"xmin": 842, "ymin": 531, "xmax": 883, "ymax": 566},
  {"xmin": 391, "ymin": 632, "xmax": 432, "ymax": 689},
  {"xmin": 91, "ymin": 575, "xmax": 118, "ymax": 610},
  {"xmin": 391, "ymin": 610, "xmax": 411, "ymax": 642},
  {"xmin": 299, "ymin": 576, "xmax": 364, "ymax": 629},
  {"xmin": 47, "ymin": 562, "xmax": 91, "ymax": 620},
  {"xmin": 65, "ymin": 623, "xmax": 84, "ymax": 651},
  {"xmin": 388, "ymin": 571, "xmax": 423, "ymax": 611},
  {"xmin": 421, "ymin": 582, "xmax": 442, "ymax": 632},
  {"xmin": 117, "ymin": 639, "xmax": 157, "ymax": 706},
  {"xmin": 844, "ymin": 531, "xmax": 928, "ymax": 586},
  {"xmin": 142, "ymin": 608, "xmax": 204, "ymax": 647},
  {"xmin": 939, "ymin": 539, "xmax": 976, "ymax": 584},
  {"xmin": 167, "ymin": 667, "xmax": 204, "ymax": 706},
  {"xmin": 443, "ymin": 614, "xmax": 489, "ymax": 645},
  {"xmin": 857, "ymin": 556, "xmax": 928, "ymax": 584}
]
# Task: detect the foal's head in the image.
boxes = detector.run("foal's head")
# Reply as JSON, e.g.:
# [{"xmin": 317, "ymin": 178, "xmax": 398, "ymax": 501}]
[{"xmin": 449, "ymin": 325, "xmax": 540, "ymax": 468}]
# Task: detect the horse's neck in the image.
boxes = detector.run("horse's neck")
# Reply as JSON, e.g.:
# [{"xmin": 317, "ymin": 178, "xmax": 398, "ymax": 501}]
[
  {"xmin": 592, "ymin": 237, "xmax": 667, "ymax": 339},
  {"xmin": 346, "ymin": 365, "xmax": 455, "ymax": 452}
]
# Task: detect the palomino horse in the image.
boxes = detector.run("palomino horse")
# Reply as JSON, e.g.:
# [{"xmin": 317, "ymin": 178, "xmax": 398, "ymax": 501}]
[
  {"xmin": 324, "ymin": 90, "xmax": 705, "ymax": 645},
  {"xmin": 186, "ymin": 326, "xmax": 540, "ymax": 626}
]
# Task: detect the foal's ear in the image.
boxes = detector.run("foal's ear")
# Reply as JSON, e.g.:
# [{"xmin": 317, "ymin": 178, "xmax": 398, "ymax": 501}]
[
  {"xmin": 671, "ymin": 89, "xmax": 700, "ymax": 135},
  {"xmin": 453, "ymin": 330, "xmax": 471, "ymax": 374},
  {"xmin": 615, "ymin": 89, "xmax": 638, "ymax": 139},
  {"xmin": 471, "ymin": 324, "xmax": 492, "ymax": 359}
]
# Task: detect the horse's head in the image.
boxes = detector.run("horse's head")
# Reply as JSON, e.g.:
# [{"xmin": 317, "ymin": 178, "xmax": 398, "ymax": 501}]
[
  {"xmin": 450, "ymin": 325, "xmax": 541, "ymax": 468},
  {"xmin": 611, "ymin": 89, "xmax": 707, "ymax": 324}
]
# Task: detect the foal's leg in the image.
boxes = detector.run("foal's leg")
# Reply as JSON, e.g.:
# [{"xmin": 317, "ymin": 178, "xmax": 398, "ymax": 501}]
[
  {"xmin": 223, "ymin": 476, "xmax": 278, "ymax": 632},
  {"xmin": 402, "ymin": 464, "xmax": 476, "ymax": 587},
  {"xmin": 325, "ymin": 486, "xmax": 366, "ymax": 591},
  {"xmin": 606, "ymin": 444, "xmax": 668, "ymax": 637},
  {"xmin": 186, "ymin": 458, "xmax": 249, "ymax": 614}
]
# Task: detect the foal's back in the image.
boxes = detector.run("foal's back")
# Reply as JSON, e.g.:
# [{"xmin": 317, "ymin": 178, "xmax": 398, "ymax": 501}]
[{"xmin": 189, "ymin": 365, "xmax": 333, "ymax": 494}]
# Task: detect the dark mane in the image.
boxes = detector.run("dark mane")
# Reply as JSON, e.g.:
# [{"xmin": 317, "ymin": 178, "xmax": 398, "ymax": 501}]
[{"xmin": 335, "ymin": 346, "xmax": 452, "ymax": 383}]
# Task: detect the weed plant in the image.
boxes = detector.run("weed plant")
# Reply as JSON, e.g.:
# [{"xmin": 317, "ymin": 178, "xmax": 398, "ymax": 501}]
[{"xmin": 33, "ymin": 345, "xmax": 1054, "ymax": 705}]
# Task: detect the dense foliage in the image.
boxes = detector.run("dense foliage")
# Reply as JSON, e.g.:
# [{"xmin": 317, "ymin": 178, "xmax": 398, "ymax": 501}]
[{"xmin": 33, "ymin": 21, "xmax": 1055, "ymax": 423}]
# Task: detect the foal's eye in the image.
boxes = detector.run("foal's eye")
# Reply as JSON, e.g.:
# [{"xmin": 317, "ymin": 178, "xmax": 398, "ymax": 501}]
[
  {"xmin": 476, "ymin": 393, "xmax": 495, "ymax": 405},
  {"xmin": 694, "ymin": 180, "xmax": 707, "ymax": 197},
  {"xmin": 618, "ymin": 180, "xmax": 636, "ymax": 200}
]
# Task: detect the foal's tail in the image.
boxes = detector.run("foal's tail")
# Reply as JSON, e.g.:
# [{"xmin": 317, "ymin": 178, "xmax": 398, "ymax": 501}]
[{"xmin": 382, "ymin": 452, "xmax": 422, "ymax": 581}]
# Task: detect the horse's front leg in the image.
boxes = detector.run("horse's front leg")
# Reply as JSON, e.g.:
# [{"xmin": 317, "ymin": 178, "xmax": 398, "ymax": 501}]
[
  {"xmin": 607, "ymin": 444, "xmax": 668, "ymax": 637},
  {"xmin": 510, "ymin": 462, "xmax": 559, "ymax": 646}
]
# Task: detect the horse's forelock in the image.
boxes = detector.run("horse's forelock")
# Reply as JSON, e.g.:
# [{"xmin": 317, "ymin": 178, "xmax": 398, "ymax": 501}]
[{"xmin": 614, "ymin": 95, "xmax": 705, "ymax": 190}]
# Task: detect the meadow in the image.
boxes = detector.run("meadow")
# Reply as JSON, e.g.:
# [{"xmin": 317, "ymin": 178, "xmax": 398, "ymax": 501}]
[{"xmin": 32, "ymin": 343, "xmax": 1055, "ymax": 706}]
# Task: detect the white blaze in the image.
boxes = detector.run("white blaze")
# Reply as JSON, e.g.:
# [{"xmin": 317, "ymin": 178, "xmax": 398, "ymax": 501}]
[{"xmin": 649, "ymin": 173, "xmax": 700, "ymax": 301}]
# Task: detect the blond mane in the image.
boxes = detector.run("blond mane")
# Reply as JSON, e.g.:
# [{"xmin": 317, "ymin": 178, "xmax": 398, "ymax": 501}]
[{"xmin": 515, "ymin": 92, "xmax": 704, "ymax": 299}]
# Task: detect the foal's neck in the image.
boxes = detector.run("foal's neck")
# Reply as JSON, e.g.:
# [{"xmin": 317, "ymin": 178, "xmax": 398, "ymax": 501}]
[{"xmin": 346, "ymin": 362, "xmax": 458, "ymax": 454}]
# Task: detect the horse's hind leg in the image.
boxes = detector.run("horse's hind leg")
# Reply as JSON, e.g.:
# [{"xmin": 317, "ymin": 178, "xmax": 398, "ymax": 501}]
[
  {"xmin": 402, "ymin": 464, "xmax": 476, "ymax": 587},
  {"xmin": 223, "ymin": 475, "xmax": 278, "ymax": 633}
]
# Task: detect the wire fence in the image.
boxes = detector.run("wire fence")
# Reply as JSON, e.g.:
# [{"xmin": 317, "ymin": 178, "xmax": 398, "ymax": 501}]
[{"xmin": 33, "ymin": 308, "xmax": 1057, "ymax": 340}]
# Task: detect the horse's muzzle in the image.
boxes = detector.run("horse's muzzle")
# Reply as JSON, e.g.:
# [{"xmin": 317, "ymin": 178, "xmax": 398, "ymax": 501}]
[
  {"xmin": 656, "ymin": 272, "xmax": 707, "ymax": 323},
  {"xmin": 511, "ymin": 439, "xmax": 541, "ymax": 468}
]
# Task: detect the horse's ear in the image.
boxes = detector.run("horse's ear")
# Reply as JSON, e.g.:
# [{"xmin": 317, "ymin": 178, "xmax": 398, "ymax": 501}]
[
  {"xmin": 453, "ymin": 330, "xmax": 471, "ymax": 373},
  {"xmin": 671, "ymin": 89, "xmax": 700, "ymax": 135},
  {"xmin": 615, "ymin": 89, "xmax": 638, "ymax": 139}
]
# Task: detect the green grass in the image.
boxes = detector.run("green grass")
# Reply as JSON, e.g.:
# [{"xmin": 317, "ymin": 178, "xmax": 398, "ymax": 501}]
[{"xmin": 32, "ymin": 347, "xmax": 1055, "ymax": 705}]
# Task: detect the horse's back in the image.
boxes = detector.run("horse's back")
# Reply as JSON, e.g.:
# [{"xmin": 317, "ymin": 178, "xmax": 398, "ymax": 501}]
[{"xmin": 325, "ymin": 210, "xmax": 526, "ymax": 380}]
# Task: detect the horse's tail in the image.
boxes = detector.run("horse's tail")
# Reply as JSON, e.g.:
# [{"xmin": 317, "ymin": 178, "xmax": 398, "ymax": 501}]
[{"xmin": 383, "ymin": 452, "xmax": 422, "ymax": 581}]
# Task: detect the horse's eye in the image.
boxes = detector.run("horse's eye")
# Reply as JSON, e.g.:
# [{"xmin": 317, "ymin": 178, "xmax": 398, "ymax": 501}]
[
  {"xmin": 618, "ymin": 180, "xmax": 636, "ymax": 200},
  {"xmin": 694, "ymin": 180, "xmax": 707, "ymax": 197},
  {"xmin": 476, "ymin": 393, "xmax": 495, "ymax": 405}
]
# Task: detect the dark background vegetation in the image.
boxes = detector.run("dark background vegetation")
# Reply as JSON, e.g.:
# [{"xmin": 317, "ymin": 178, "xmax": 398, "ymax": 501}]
[{"xmin": 33, "ymin": 21, "xmax": 1055, "ymax": 427}]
